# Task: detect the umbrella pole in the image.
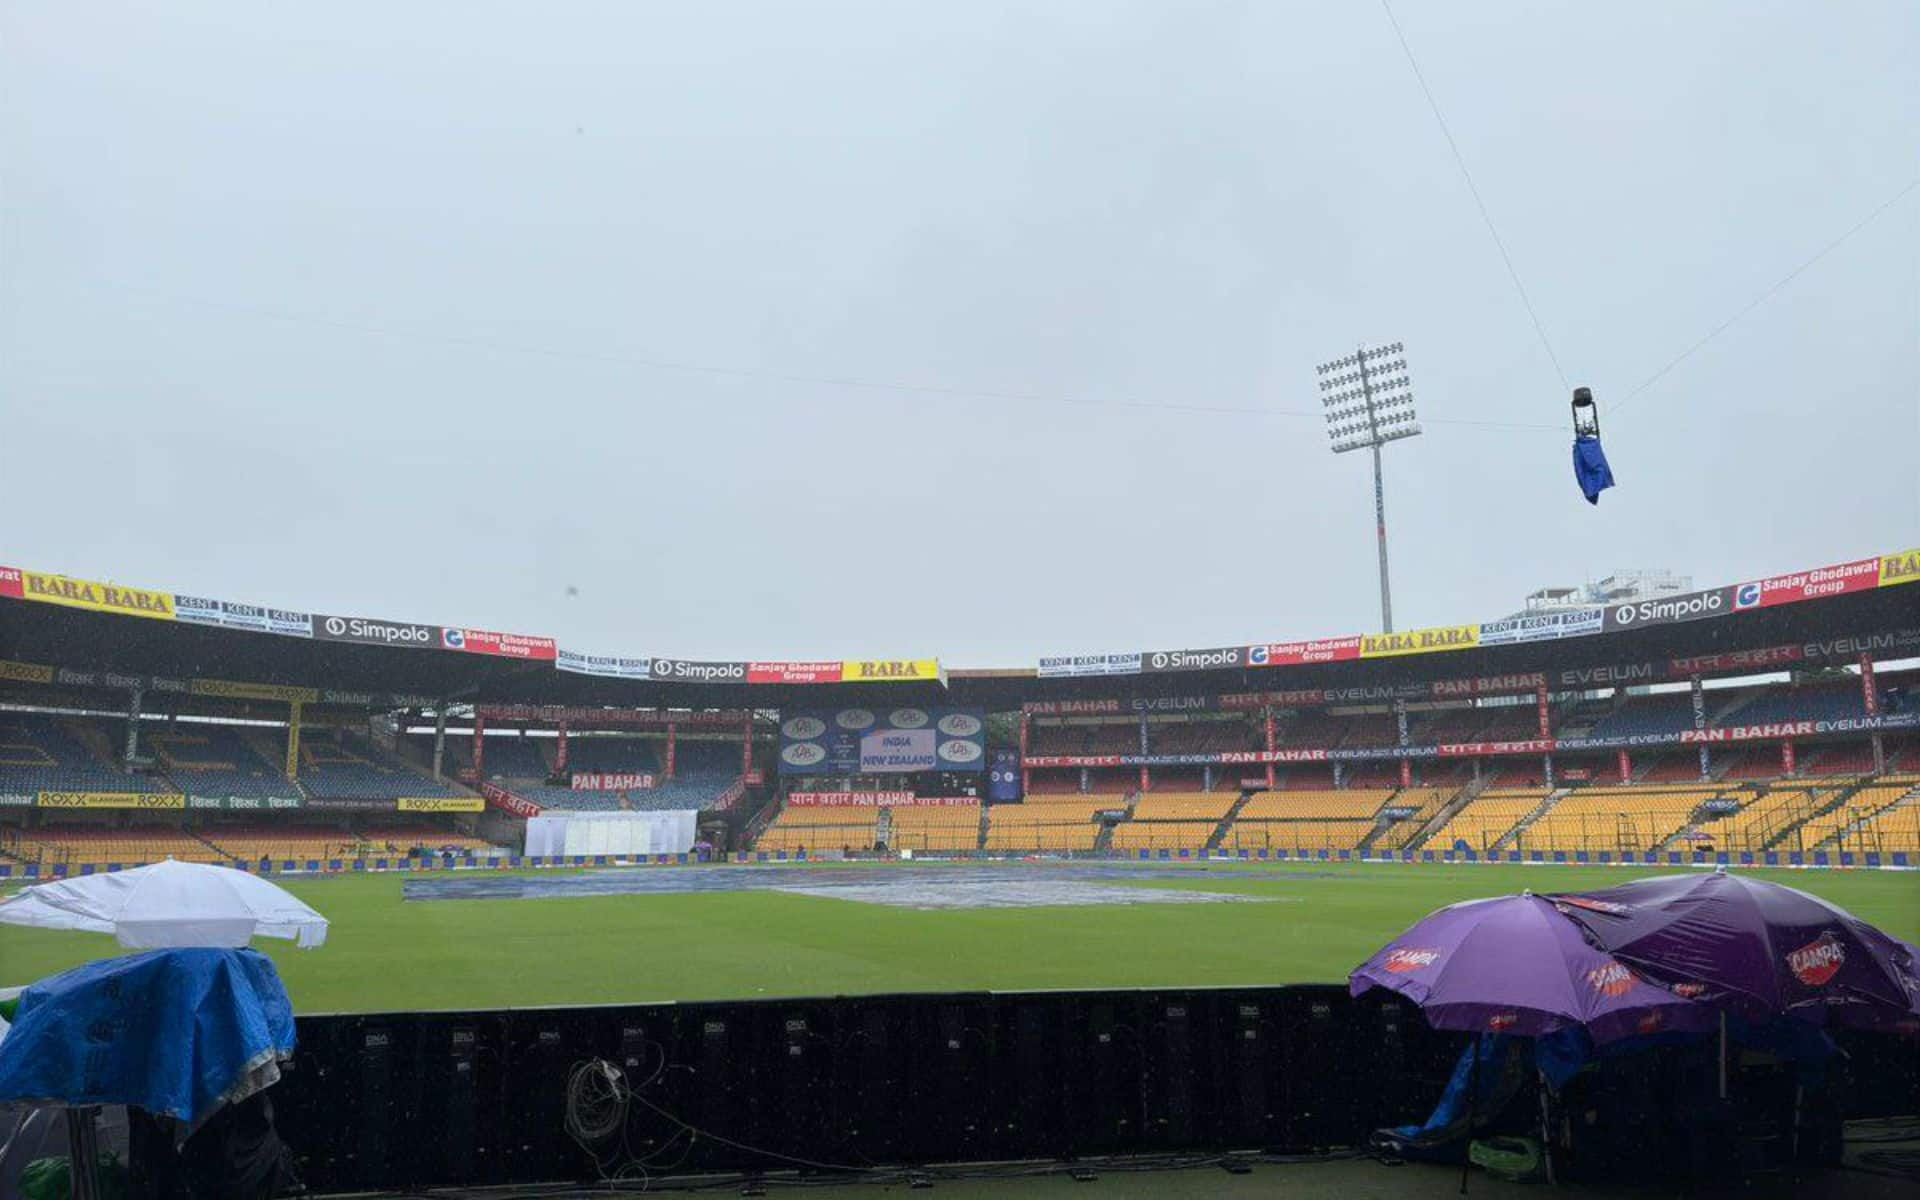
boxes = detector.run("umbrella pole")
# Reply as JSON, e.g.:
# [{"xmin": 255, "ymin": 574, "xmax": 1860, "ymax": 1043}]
[
  {"xmin": 65, "ymin": 1106, "xmax": 101, "ymax": 1200},
  {"xmin": 1537, "ymin": 1070, "xmax": 1556, "ymax": 1185},
  {"xmin": 1460, "ymin": 1033, "xmax": 1480, "ymax": 1195},
  {"xmin": 1718, "ymin": 1012, "xmax": 1728, "ymax": 1101}
]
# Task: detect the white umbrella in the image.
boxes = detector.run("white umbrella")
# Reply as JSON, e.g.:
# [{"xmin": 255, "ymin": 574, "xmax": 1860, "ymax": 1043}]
[{"xmin": 0, "ymin": 860, "xmax": 328, "ymax": 949}]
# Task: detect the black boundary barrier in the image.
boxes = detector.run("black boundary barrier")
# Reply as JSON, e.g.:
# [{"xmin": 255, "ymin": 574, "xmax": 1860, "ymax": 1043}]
[{"xmin": 271, "ymin": 985, "xmax": 1919, "ymax": 1193}]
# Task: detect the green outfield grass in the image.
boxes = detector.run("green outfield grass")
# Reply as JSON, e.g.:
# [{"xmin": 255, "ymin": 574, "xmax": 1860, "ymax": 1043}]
[{"xmin": 2, "ymin": 862, "xmax": 1915, "ymax": 1014}]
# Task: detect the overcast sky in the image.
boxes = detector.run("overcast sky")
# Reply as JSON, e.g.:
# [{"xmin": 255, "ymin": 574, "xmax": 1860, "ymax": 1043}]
[{"xmin": 3, "ymin": 2, "xmax": 1915, "ymax": 666}]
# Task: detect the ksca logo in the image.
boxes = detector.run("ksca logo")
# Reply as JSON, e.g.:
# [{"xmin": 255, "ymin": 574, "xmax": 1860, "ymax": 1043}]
[{"xmin": 1787, "ymin": 931, "xmax": 1846, "ymax": 987}]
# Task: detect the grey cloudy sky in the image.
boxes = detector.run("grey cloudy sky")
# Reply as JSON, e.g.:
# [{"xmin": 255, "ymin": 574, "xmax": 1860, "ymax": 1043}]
[{"xmin": 3, "ymin": 2, "xmax": 1916, "ymax": 666}]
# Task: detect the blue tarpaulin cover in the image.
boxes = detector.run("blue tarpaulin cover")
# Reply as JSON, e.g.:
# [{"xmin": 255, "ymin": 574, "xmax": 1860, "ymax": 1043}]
[
  {"xmin": 1572, "ymin": 435, "xmax": 1615, "ymax": 504},
  {"xmin": 0, "ymin": 948, "xmax": 295, "ymax": 1124}
]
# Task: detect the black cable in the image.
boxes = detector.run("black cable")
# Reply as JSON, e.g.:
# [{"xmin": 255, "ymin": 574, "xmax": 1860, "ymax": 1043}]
[
  {"xmin": 1379, "ymin": 0, "xmax": 1568, "ymax": 391},
  {"xmin": 83, "ymin": 276, "xmax": 1562, "ymax": 434},
  {"xmin": 1614, "ymin": 177, "xmax": 1920, "ymax": 417}
]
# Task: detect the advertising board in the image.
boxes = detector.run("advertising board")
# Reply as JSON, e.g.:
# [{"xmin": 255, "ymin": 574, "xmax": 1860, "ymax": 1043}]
[{"xmin": 778, "ymin": 707, "xmax": 986, "ymax": 775}]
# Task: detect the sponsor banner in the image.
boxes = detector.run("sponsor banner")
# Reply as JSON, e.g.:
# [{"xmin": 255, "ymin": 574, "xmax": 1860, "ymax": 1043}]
[
  {"xmin": 187, "ymin": 794, "xmax": 302, "ymax": 811},
  {"xmin": 1023, "ymin": 755, "xmax": 1124, "ymax": 768},
  {"xmin": 555, "ymin": 650, "xmax": 654, "ymax": 680},
  {"xmin": 1026, "ymin": 695, "xmax": 1219, "ymax": 715},
  {"xmin": 1360, "ymin": 625, "xmax": 1480, "ymax": 659},
  {"xmin": 1379, "ymin": 806, "xmax": 1420, "ymax": 821},
  {"xmin": 0, "ymin": 658, "xmax": 55, "ymax": 685},
  {"xmin": 1881, "ymin": 548, "xmax": 1920, "ymax": 588},
  {"xmin": 1022, "ymin": 699, "xmax": 1126, "ymax": 716},
  {"xmin": 1264, "ymin": 748, "xmax": 1332, "ymax": 763},
  {"xmin": 477, "ymin": 780, "xmax": 542, "ymax": 818},
  {"xmin": 861, "ymin": 727, "xmax": 936, "ymax": 772},
  {"xmin": 1246, "ymin": 636, "xmax": 1364, "ymax": 668},
  {"xmin": 0, "ymin": 565, "xmax": 21, "ymax": 599},
  {"xmin": 174, "ymin": 595, "xmax": 313, "ymax": 638},
  {"xmin": 395, "ymin": 796, "xmax": 486, "ymax": 813},
  {"xmin": 749, "ymin": 661, "xmax": 843, "ymax": 684},
  {"xmin": 1478, "ymin": 608, "xmax": 1604, "ymax": 646},
  {"xmin": 988, "ymin": 749, "xmax": 1022, "ymax": 802},
  {"xmin": 1670, "ymin": 645, "xmax": 1806, "ymax": 675},
  {"xmin": 1735, "ymin": 556, "xmax": 1881, "ymax": 610},
  {"xmin": 650, "ymin": 658, "xmax": 747, "ymax": 684},
  {"xmin": 1129, "ymin": 695, "xmax": 1217, "ymax": 714},
  {"xmin": 1436, "ymin": 740, "xmax": 1556, "ymax": 758},
  {"xmin": 1556, "ymin": 660, "xmax": 1659, "ymax": 689},
  {"xmin": 786, "ymin": 792, "xmax": 976, "ymax": 807},
  {"xmin": 789, "ymin": 791, "xmax": 910, "ymax": 807},
  {"xmin": 19, "ymin": 571, "xmax": 175, "ymax": 620},
  {"xmin": 304, "ymin": 797, "xmax": 395, "ymax": 812},
  {"xmin": 1218, "ymin": 686, "xmax": 1426, "ymax": 709},
  {"xmin": 191, "ymin": 678, "xmax": 321, "ymax": 704},
  {"xmin": 1037, "ymin": 653, "xmax": 1143, "ymax": 678},
  {"xmin": 0, "ymin": 792, "xmax": 35, "ymax": 807},
  {"xmin": 38, "ymin": 791, "xmax": 186, "ymax": 809},
  {"xmin": 312, "ymin": 613, "xmax": 440, "ymax": 648},
  {"xmin": 571, "ymin": 772, "xmax": 654, "ymax": 791},
  {"xmin": 1140, "ymin": 646, "xmax": 1244, "ymax": 674},
  {"xmin": 1601, "ymin": 585, "xmax": 1736, "ymax": 632},
  {"xmin": 779, "ymin": 707, "xmax": 986, "ymax": 775},
  {"xmin": 840, "ymin": 659, "xmax": 943, "ymax": 684},
  {"xmin": 1681, "ymin": 715, "xmax": 1919, "ymax": 744},
  {"xmin": 476, "ymin": 705, "xmax": 754, "ymax": 728},
  {"xmin": 1327, "ymin": 746, "xmax": 1440, "ymax": 762},
  {"xmin": 441, "ymin": 627, "xmax": 559, "ymax": 661},
  {"xmin": 1430, "ymin": 673, "xmax": 1549, "ymax": 699}
]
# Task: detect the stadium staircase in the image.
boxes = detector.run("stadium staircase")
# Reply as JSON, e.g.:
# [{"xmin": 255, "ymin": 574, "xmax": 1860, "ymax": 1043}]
[
  {"xmin": 241, "ymin": 730, "xmax": 309, "ymax": 799},
  {"xmin": 65, "ymin": 718, "xmax": 128, "ymax": 774},
  {"xmin": 740, "ymin": 796, "xmax": 786, "ymax": 848},
  {"xmin": 1757, "ymin": 781, "xmax": 1859, "ymax": 852},
  {"xmin": 1203, "ymin": 791, "xmax": 1253, "ymax": 852},
  {"xmin": 875, "ymin": 807, "xmax": 895, "ymax": 847},
  {"xmin": 1491, "ymin": 789, "xmax": 1567, "ymax": 853},
  {"xmin": 1404, "ymin": 777, "xmax": 1488, "ymax": 853},
  {"xmin": 1092, "ymin": 811, "xmax": 1119, "ymax": 854},
  {"xmin": 974, "ymin": 806, "xmax": 990, "ymax": 851},
  {"xmin": 190, "ymin": 828, "xmax": 237, "ymax": 860},
  {"xmin": 1803, "ymin": 779, "xmax": 1920, "ymax": 853},
  {"xmin": 385, "ymin": 737, "xmax": 477, "ymax": 794}
]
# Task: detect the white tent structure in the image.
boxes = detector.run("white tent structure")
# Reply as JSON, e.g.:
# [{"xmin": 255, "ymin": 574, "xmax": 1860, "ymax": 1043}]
[
  {"xmin": 0, "ymin": 859, "xmax": 328, "ymax": 949},
  {"xmin": 523, "ymin": 809, "xmax": 697, "ymax": 859}
]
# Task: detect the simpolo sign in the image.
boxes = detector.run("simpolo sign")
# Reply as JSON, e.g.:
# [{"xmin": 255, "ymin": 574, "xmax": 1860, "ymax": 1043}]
[
  {"xmin": 311, "ymin": 613, "xmax": 440, "ymax": 648},
  {"xmin": 1601, "ymin": 586, "xmax": 1736, "ymax": 633},
  {"xmin": 1140, "ymin": 646, "xmax": 1244, "ymax": 673},
  {"xmin": 649, "ymin": 658, "xmax": 747, "ymax": 683}
]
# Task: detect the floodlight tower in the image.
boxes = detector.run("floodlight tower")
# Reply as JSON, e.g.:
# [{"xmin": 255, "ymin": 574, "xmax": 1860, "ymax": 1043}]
[{"xmin": 1318, "ymin": 342, "xmax": 1420, "ymax": 634}]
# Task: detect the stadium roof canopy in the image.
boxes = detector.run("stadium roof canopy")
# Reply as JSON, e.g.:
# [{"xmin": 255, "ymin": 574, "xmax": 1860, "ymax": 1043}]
[{"xmin": 0, "ymin": 550, "xmax": 1914, "ymax": 715}]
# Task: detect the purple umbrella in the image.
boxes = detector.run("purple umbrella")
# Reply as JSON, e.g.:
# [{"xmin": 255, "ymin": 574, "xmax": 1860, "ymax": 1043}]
[
  {"xmin": 1546, "ymin": 871, "xmax": 1920, "ymax": 1031},
  {"xmin": 1350, "ymin": 894, "xmax": 1714, "ymax": 1043}
]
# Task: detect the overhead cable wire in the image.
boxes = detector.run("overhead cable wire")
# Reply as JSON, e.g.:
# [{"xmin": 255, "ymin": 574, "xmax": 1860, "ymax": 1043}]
[
  {"xmin": 1380, "ymin": 0, "xmax": 1570, "ymax": 391},
  {"xmin": 1612, "ymin": 176, "xmax": 1920, "ymax": 416},
  {"xmin": 87, "ymin": 276, "xmax": 1566, "ymax": 433}
]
